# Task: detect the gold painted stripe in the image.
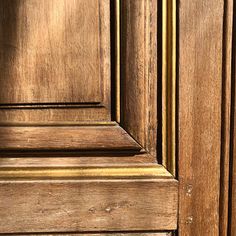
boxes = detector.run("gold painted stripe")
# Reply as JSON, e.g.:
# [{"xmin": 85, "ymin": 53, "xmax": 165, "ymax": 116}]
[{"xmin": 0, "ymin": 165, "xmax": 173, "ymax": 179}]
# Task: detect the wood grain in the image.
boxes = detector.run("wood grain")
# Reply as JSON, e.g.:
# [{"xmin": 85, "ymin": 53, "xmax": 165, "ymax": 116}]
[
  {"xmin": 178, "ymin": 0, "xmax": 224, "ymax": 235},
  {"xmin": 0, "ymin": 107, "xmax": 111, "ymax": 123},
  {"xmin": 0, "ymin": 125, "xmax": 141, "ymax": 151},
  {"xmin": 0, "ymin": 0, "xmax": 106, "ymax": 104},
  {"xmin": 0, "ymin": 0, "xmax": 111, "ymax": 123},
  {"xmin": 220, "ymin": 0, "xmax": 234, "ymax": 235},
  {"xmin": 230, "ymin": 5, "xmax": 236, "ymax": 235},
  {"xmin": 0, "ymin": 155, "xmax": 157, "ymax": 167},
  {"xmin": 121, "ymin": 0, "xmax": 158, "ymax": 158},
  {"xmin": 0, "ymin": 178, "xmax": 178, "ymax": 233}
]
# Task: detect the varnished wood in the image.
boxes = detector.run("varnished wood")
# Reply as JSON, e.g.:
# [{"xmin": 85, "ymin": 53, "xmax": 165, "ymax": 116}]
[
  {"xmin": 0, "ymin": 0, "xmax": 103, "ymax": 104},
  {"xmin": 121, "ymin": 0, "xmax": 158, "ymax": 158},
  {"xmin": 0, "ymin": 1, "xmax": 179, "ymax": 234},
  {"xmin": 0, "ymin": 107, "xmax": 111, "ymax": 123},
  {"xmin": 0, "ymin": 155, "xmax": 157, "ymax": 167},
  {"xmin": 0, "ymin": 165, "xmax": 173, "ymax": 179},
  {"xmin": 0, "ymin": 178, "xmax": 178, "ymax": 233},
  {"xmin": 0, "ymin": 0, "xmax": 111, "ymax": 123},
  {"xmin": 178, "ymin": 0, "xmax": 224, "ymax": 235},
  {"xmin": 16, "ymin": 233, "xmax": 172, "ymax": 236},
  {"xmin": 0, "ymin": 125, "xmax": 141, "ymax": 151},
  {"xmin": 220, "ymin": 0, "xmax": 234, "ymax": 235},
  {"xmin": 162, "ymin": 0, "xmax": 176, "ymax": 175},
  {"xmin": 230, "ymin": 6, "xmax": 236, "ymax": 235}
]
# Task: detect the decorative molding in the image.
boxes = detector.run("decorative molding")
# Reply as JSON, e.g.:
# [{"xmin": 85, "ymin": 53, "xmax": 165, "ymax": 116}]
[
  {"xmin": 0, "ymin": 165, "xmax": 172, "ymax": 180},
  {"xmin": 162, "ymin": 0, "xmax": 176, "ymax": 176}
]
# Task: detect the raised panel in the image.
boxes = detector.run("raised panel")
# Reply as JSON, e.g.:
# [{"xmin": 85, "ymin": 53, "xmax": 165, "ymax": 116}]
[{"xmin": 0, "ymin": 0, "xmax": 105, "ymax": 104}]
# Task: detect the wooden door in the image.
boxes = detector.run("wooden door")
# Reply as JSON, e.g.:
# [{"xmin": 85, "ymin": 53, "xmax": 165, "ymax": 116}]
[
  {"xmin": 0, "ymin": 0, "xmax": 234, "ymax": 235},
  {"xmin": 0, "ymin": 0, "xmax": 178, "ymax": 235}
]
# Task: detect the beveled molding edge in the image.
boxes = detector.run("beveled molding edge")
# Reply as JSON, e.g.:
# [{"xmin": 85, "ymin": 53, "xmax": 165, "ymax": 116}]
[
  {"xmin": 162, "ymin": 0, "xmax": 177, "ymax": 176},
  {"xmin": 0, "ymin": 164, "xmax": 173, "ymax": 180}
]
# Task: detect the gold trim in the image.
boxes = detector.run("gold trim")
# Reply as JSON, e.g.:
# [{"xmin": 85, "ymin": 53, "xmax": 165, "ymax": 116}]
[
  {"xmin": 162, "ymin": 0, "xmax": 176, "ymax": 176},
  {"xmin": 0, "ymin": 165, "xmax": 173, "ymax": 180},
  {"xmin": 115, "ymin": 0, "xmax": 121, "ymax": 123}
]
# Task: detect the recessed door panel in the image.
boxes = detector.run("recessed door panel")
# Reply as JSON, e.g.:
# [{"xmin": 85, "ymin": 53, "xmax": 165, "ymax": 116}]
[{"xmin": 0, "ymin": 0, "xmax": 104, "ymax": 104}]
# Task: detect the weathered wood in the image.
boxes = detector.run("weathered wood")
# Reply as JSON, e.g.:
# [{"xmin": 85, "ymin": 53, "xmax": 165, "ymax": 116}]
[
  {"xmin": 0, "ymin": 107, "xmax": 111, "ymax": 123},
  {"xmin": 121, "ymin": 0, "xmax": 158, "ymax": 158},
  {"xmin": 0, "ymin": 125, "xmax": 141, "ymax": 151},
  {"xmin": 178, "ymin": 0, "xmax": 224, "ymax": 235},
  {"xmin": 0, "ymin": 0, "xmax": 102, "ymax": 103},
  {"xmin": 0, "ymin": 178, "xmax": 178, "ymax": 233},
  {"xmin": 0, "ymin": 155, "xmax": 156, "ymax": 166},
  {"xmin": 230, "ymin": 5, "xmax": 236, "ymax": 235},
  {"xmin": 220, "ymin": 0, "xmax": 234, "ymax": 235},
  {"xmin": 12, "ymin": 233, "xmax": 172, "ymax": 236},
  {"xmin": 0, "ymin": 0, "xmax": 111, "ymax": 123}
]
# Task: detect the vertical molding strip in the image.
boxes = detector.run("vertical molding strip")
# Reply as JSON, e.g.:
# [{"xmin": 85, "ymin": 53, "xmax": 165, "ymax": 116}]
[
  {"xmin": 115, "ymin": 0, "xmax": 121, "ymax": 123},
  {"xmin": 220, "ymin": 0, "xmax": 234, "ymax": 235},
  {"xmin": 162, "ymin": 0, "xmax": 176, "ymax": 176}
]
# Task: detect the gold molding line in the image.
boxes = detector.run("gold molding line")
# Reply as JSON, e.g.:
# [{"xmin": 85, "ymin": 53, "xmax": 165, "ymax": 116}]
[
  {"xmin": 0, "ymin": 165, "xmax": 173, "ymax": 180},
  {"xmin": 115, "ymin": 0, "xmax": 121, "ymax": 123},
  {"xmin": 162, "ymin": 0, "xmax": 176, "ymax": 176}
]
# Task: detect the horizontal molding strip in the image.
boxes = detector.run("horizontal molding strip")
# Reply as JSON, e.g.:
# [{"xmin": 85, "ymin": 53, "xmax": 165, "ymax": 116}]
[
  {"xmin": 0, "ymin": 125, "xmax": 142, "ymax": 151},
  {"xmin": 0, "ymin": 165, "xmax": 173, "ymax": 180}
]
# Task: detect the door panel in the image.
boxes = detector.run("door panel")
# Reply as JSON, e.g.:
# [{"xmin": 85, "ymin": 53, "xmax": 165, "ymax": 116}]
[
  {"xmin": 0, "ymin": 0, "xmax": 111, "ymax": 123},
  {"xmin": 0, "ymin": 0, "xmax": 178, "ymax": 234},
  {"xmin": 0, "ymin": 0, "xmax": 105, "ymax": 104}
]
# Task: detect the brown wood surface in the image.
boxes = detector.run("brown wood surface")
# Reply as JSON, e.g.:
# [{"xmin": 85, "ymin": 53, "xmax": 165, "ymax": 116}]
[
  {"xmin": 0, "ymin": 107, "xmax": 111, "ymax": 123},
  {"xmin": 0, "ymin": 155, "xmax": 157, "ymax": 166},
  {"xmin": 0, "ymin": 0, "xmax": 105, "ymax": 104},
  {"xmin": 0, "ymin": 0, "xmax": 111, "ymax": 123},
  {"xmin": 178, "ymin": 0, "xmax": 224, "ymax": 235},
  {"xmin": 121, "ymin": 0, "xmax": 158, "ymax": 159},
  {"xmin": 7, "ymin": 233, "xmax": 172, "ymax": 236},
  {"xmin": 0, "ymin": 0, "xmax": 179, "ymax": 235},
  {"xmin": 230, "ymin": 4, "xmax": 236, "ymax": 235},
  {"xmin": 0, "ymin": 125, "xmax": 141, "ymax": 151},
  {"xmin": 220, "ymin": 0, "xmax": 234, "ymax": 235},
  {"xmin": 0, "ymin": 178, "xmax": 178, "ymax": 233}
]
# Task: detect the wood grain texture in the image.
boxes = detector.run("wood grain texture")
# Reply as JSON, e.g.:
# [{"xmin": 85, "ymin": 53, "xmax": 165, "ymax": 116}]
[
  {"xmin": 0, "ymin": 0, "xmax": 111, "ymax": 123},
  {"xmin": 0, "ymin": 0, "xmax": 107, "ymax": 104},
  {"xmin": 220, "ymin": 0, "xmax": 234, "ymax": 235},
  {"xmin": 0, "ymin": 125, "xmax": 141, "ymax": 151},
  {"xmin": 0, "ymin": 155, "xmax": 157, "ymax": 167},
  {"xmin": 178, "ymin": 0, "xmax": 224, "ymax": 235},
  {"xmin": 0, "ymin": 107, "xmax": 111, "ymax": 123},
  {"xmin": 121, "ymin": 0, "xmax": 158, "ymax": 158},
  {"xmin": 0, "ymin": 179, "xmax": 178, "ymax": 233},
  {"xmin": 230, "ymin": 5, "xmax": 236, "ymax": 235}
]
